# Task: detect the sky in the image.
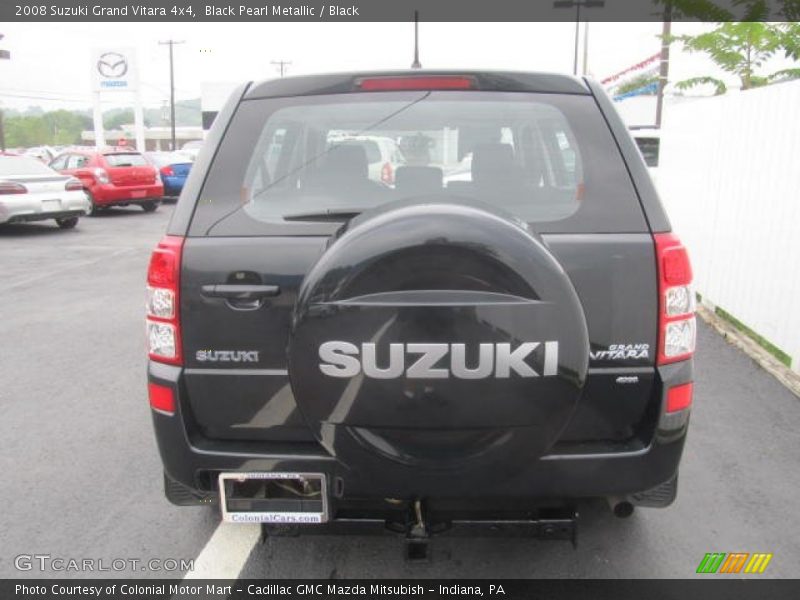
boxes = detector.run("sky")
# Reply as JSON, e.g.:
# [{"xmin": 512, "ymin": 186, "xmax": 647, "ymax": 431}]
[{"xmin": 0, "ymin": 21, "xmax": 796, "ymax": 112}]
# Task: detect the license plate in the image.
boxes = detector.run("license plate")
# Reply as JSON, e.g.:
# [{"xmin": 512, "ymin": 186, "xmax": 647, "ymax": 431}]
[
  {"xmin": 218, "ymin": 472, "xmax": 328, "ymax": 524},
  {"xmin": 41, "ymin": 199, "xmax": 61, "ymax": 213},
  {"xmin": 130, "ymin": 190, "xmax": 147, "ymax": 198}
]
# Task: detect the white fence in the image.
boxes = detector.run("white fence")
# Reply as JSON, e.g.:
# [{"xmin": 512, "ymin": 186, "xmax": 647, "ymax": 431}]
[{"xmin": 657, "ymin": 80, "xmax": 800, "ymax": 373}]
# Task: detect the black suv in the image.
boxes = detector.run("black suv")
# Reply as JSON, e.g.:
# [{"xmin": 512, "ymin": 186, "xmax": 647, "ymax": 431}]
[{"xmin": 146, "ymin": 71, "xmax": 695, "ymax": 537}]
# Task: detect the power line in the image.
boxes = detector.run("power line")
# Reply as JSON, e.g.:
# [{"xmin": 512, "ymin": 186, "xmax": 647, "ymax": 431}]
[{"xmin": 0, "ymin": 92, "xmax": 92, "ymax": 103}]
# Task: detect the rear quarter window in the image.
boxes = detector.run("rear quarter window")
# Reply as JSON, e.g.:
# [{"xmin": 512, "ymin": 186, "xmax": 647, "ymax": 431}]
[{"xmin": 189, "ymin": 91, "xmax": 647, "ymax": 236}]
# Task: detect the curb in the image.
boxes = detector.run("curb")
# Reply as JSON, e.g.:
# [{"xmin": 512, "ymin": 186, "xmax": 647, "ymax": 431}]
[{"xmin": 697, "ymin": 305, "xmax": 800, "ymax": 399}]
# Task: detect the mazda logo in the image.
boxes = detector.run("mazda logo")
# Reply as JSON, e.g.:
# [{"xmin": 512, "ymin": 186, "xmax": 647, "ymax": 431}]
[{"xmin": 97, "ymin": 52, "xmax": 128, "ymax": 78}]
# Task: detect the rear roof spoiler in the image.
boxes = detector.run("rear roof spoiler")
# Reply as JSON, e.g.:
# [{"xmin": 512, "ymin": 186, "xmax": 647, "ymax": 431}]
[{"xmin": 245, "ymin": 70, "xmax": 591, "ymax": 100}]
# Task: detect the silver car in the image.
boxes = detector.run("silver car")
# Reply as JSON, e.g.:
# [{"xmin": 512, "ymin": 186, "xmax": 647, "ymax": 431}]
[{"xmin": 0, "ymin": 155, "xmax": 91, "ymax": 229}]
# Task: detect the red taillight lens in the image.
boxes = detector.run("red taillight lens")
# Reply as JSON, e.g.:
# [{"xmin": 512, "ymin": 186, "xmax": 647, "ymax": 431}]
[
  {"xmin": 381, "ymin": 162, "xmax": 394, "ymax": 184},
  {"xmin": 0, "ymin": 181, "xmax": 27, "ymax": 194},
  {"xmin": 147, "ymin": 238, "xmax": 181, "ymax": 288},
  {"xmin": 146, "ymin": 236, "xmax": 184, "ymax": 366},
  {"xmin": 661, "ymin": 245, "xmax": 692, "ymax": 285},
  {"xmin": 65, "ymin": 178, "xmax": 83, "ymax": 191},
  {"xmin": 655, "ymin": 233, "xmax": 696, "ymax": 365},
  {"xmin": 148, "ymin": 382, "xmax": 176, "ymax": 415},
  {"xmin": 666, "ymin": 382, "xmax": 693, "ymax": 413},
  {"xmin": 160, "ymin": 165, "xmax": 174, "ymax": 177},
  {"xmin": 357, "ymin": 75, "xmax": 476, "ymax": 91}
]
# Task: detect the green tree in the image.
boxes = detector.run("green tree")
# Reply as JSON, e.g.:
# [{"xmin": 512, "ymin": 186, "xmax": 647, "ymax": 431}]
[
  {"xmin": 5, "ymin": 110, "xmax": 91, "ymax": 147},
  {"xmin": 671, "ymin": 21, "xmax": 800, "ymax": 94},
  {"xmin": 615, "ymin": 73, "xmax": 659, "ymax": 95},
  {"xmin": 5, "ymin": 115, "xmax": 50, "ymax": 147},
  {"xmin": 104, "ymin": 108, "xmax": 135, "ymax": 130}
]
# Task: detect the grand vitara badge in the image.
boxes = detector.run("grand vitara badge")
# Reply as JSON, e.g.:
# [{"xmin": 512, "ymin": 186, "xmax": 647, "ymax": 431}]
[{"xmin": 318, "ymin": 341, "xmax": 559, "ymax": 379}]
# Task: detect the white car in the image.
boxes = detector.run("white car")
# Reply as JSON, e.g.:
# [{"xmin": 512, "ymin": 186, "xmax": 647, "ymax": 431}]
[
  {"xmin": 328, "ymin": 135, "xmax": 405, "ymax": 186},
  {"xmin": 180, "ymin": 140, "xmax": 204, "ymax": 161},
  {"xmin": 631, "ymin": 128, "xmax": 660, "ymax": 185},
  {"xmin": 23, "ymin": 146, "xmax": 56, "ymax": 163},
  {"xmin": 0, "ymin": 155, "xmax": 91, "ymax": 229}
]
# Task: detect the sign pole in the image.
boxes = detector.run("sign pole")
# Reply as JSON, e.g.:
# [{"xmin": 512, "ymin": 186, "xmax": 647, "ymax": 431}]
[
  {"xmin": 92, "ymin": 91, "xmax": 105, "ymax": 149},
  {"xmin": 133, "ymin": 63, "xmax": 145, "ymax": 151}
]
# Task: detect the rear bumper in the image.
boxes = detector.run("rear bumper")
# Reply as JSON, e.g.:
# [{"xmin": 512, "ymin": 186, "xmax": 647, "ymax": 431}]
[
  {"xmin": 161, "ymin": 176, "xmax": 185, "ymax": 197},
  {"xmin": 90, "ymin": 183, "xmax": 163, "ymax": 205},
  {"xmin": 0, "ymin": 192, "xmax": 90, "ymax": 224},
  {"xmin": 149, "ymin": 359, "xmax": 692, "ymax": 507},
  {"xmin": 6, "ymin": 209, "xmax": 86, "ymax": 224}
]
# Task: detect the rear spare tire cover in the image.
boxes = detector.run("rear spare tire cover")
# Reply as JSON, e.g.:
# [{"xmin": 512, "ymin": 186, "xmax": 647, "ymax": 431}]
[{"xmin": 288, "ymin": 200, "xmax": 589, "ymax": 486}]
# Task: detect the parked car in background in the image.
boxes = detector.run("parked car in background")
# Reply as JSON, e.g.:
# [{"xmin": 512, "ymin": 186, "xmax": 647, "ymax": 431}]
[
  {"xmin": 327, "ymin": 134, "xmax": 405, "ymax": 186},
  {"xmin": 49, "ymin": 149, "xmax": 162, "ymax": 214},
  {"xmin": 631, "ymin": 128, "xmax": 660, "ymax": 184},
  {"xmin": 0, "ymin": 155, "xmax": 90, "ymax": 229},
  {"xmin": 144, "ymin": 152, "xmax": 193, "ymax": 200},
  {"xmin": 180, "ymin": 140, "xmax": 203, "ymax": 160},
  {"xmin": 23, "ymin": 146, "xmax": 56, "ymax": 163}
]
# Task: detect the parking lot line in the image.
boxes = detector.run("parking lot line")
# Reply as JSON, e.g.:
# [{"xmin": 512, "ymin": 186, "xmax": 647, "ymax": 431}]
[{"xmin": 183, "ymin": 521, "xmax": 261, "ymax": 580}]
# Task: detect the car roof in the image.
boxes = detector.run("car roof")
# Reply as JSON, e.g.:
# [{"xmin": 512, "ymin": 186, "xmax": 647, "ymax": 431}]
[{"xmin": 245, "ymin": 70, "xmax": 590, "ymax": 100}]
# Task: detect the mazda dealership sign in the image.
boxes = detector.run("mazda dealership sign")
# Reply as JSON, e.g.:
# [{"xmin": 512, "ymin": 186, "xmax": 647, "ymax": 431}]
[{"xmin": 92, "ymin": 47, "xmax": 137, "ymax": 92}]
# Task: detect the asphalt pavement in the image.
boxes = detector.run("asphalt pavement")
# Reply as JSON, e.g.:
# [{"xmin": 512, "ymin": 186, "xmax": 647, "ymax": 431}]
[{"xmin": 1, "ymin": 205, "xmax": 798, "ymax": 579}]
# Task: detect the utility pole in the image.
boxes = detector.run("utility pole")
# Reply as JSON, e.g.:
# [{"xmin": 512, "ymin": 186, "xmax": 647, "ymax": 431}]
[
  {"xmin": 553, "ymin": 1, "xmax": 605, "ymax": 76},
  {"xmin": 271, "ymin": 60, "xmax": 292, "ymax": 77},
  {"xmin": 655, "ymin": 4, "xmax": 673, "ymax": 128},
  {"xmin": 411, "ymin": 10, "xmax": 421, "ymax": 69},
  {"xmin": 0, "ymin": 33, "xmax": 9, "ymax": 152},
  {"xmin": 582, "ymin": 21, "xmax": 590, "ymax": 75},
  {"xmin": 159, "ymin": 39, "xmax": 184, "ymax": 151}
]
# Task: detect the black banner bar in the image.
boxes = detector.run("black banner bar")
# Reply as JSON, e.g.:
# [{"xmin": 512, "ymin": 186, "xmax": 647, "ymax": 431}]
[
  {"xmin": 3, "ymin": 0, "xmax": 800, "ymax": 22},
  {"xmin": 4, "ymin": 579, "xmax": 800, "ymax": 600}
]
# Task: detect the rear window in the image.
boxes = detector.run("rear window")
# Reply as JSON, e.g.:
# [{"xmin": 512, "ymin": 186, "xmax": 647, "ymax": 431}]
[
  {"xmin": 104, "ymin": 153, "xmax": 148, "ymax": 167},
  {"xmin": 191, "ymin": 91, "xmax": 646, "ymax": 236}
]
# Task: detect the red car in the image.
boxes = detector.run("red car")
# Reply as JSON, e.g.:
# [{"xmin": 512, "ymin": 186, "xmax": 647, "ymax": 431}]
[{"xmin": 50, "ymin": 148, "xmax": 163, "ymax": 214}]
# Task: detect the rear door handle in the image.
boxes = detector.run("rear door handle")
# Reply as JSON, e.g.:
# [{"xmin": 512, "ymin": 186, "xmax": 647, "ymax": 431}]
[{"xmin": 201, "ymin": 284, "xmax": 281, "ymax": 300}]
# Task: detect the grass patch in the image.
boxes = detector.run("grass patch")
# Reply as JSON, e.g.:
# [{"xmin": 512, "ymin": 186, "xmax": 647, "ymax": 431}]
[{"xmin": 714, "ymin": 307, "xmax": 792, "ymax": 367}]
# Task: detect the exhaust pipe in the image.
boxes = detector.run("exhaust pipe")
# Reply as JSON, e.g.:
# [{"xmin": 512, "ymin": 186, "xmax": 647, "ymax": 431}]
[{"xmin": 606, "ymin": 497, "xmax": 634, "ymax": 518}]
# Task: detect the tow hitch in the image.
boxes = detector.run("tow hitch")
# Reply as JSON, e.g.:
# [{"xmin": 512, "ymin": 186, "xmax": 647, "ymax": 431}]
[
  {"xmin": 257, "ymin": 493, "xmax": 578, "ymax": 562},
  {"xmin": 404, "ymin": 500, "xmax": 431, "ymax": 562}
]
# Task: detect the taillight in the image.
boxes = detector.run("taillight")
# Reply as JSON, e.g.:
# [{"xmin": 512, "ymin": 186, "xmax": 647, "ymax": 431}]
[
  {"xmin": 93, "ymin": 168, "xmax": 109, "ymax": 184},
  {"xmin": 0, "ymin": 181, "xmax": 27, "ymax": 194},
  {"xmin": 655, "ymin": 233, "xmax": 696, "ymax": 365},
  {"xmin": 381, "ymin": 162, "xmax": 394, "ymax": 185},
  {"xmin": 65, "ymin": 178, "xmax": 83, "ymax": 191},
  {"xmin": 160, "ymin": 165, "xmax": 174, "ymax": 177},
  {"xmin": 356, "ymin": 75, "xmax": 477, "ymax": 91},
  {"xmin": 148, "ymin": 382, "xmax": 176, "ymax": 415},
  {"xmin": 146, "ymin": 235, "xmax": 184, "ymax": 365}
]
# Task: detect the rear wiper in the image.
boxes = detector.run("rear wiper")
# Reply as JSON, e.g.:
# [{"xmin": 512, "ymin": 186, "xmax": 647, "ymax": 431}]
[{"xmin": 282, "ymin": 208, "xmax": 363, "ymax": 222}]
